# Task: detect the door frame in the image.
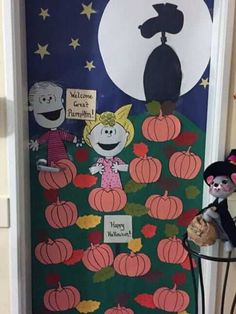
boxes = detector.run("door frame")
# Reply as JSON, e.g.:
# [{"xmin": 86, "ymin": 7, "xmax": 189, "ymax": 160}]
[{"xmin": 2, "ymin": 0, "xmax": 235, "ymax": 313}]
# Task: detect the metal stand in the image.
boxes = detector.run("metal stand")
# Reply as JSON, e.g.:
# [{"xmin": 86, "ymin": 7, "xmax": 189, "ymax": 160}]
[{"xmin": 183, "ymin": 234, "xmax": 236, "ymax": 314}]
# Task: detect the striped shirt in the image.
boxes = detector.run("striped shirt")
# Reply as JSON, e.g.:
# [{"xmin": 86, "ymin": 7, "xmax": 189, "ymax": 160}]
[{"xmin": 38, "ymin": 129, "xmax": 75, "ymax": 165}]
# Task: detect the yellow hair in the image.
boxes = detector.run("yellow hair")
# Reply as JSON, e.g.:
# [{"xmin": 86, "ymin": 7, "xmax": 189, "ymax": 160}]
[{"xmin": 83, "ymin": 104, "xmax": 134, "ymax": 147}]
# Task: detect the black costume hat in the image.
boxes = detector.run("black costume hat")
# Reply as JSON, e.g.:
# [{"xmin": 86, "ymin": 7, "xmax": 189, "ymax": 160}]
[{"xmin": 204, "ymin": 149, "xmax": 236, "ymax": 185}]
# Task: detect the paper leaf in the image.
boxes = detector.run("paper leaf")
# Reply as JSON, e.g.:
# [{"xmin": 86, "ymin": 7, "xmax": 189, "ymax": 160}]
[
  {"xmin": 44, "ymin": 189, "xmax": 59, "ymax": 204},
  {"xmin": 141, "ymin": 224, "xmax": 157, "ymax": 238},
  {"xmin": 181, "ymin": 256, "xmax": 197, "ymax": 270},
  {"xmin": 124, "ymin": 203, "xmax": 148, "ymax": 217},
  {"xmin": 124, "ymin": 180, "xmax": 147, "ymax": 193},
  {"xmin": 75, "ymin": 148, "xmax": 89, "ymax": 162},
  {"xmin": 76, "ymin": 300, "xmax": 101, "ymax": 313},
  {"xmin": 177, "ymin": 208, "xmax": 199, "ymax": 227},
  {"xmin": 134, "ymin": 294, "xmax": 156, "ymax": 309},
  {"xmin": 115, "ymin": 292, "xmax": 130, "ymax": 306},
  {"xmin": 158, "ymin": 176, "xmax": 180, "ymax": 191},
  {"xmin": 165, "ymin": 224, "xmax": 179, "ymax": 238},
  {"xmin": 64, "ymin": 249, "xmax": 84, "ymax": 265},
  {"xmin": 178, "ymin": 311, "xmax": 190, "ymax": 314},
  {"xmin": 93, "ymin": 266, "xmax": 115, "ymax": 283},
  {"xmin": 174, "ymin": 131, "xmax": 198, "ymax": 146},
  {"xmin": 45, "ymin": 273, "xmax": 60, "ymax": 285},
  {"xmin": 143, "ymin": 269, "xmax": 163, "ymax": 283},
  {"xmin": 161, "ymin": 100, "xmax": 176, "ymax": 115},
  {"xmin": 146, "ymin": 100, "xmax": 161, "ymax": 115},
  {"xmin": 172, "ymin": 272, "xmax": 187, "ymax": 286},
  {"xmin": 133, "ymin": 143, "xmax": 149, "ymax": 157},
  {"xmin": 185, "ymin": 186, "xmax": 201, "ymax": 199},
  {"xmin": 74, "ymin": 174, "xmax": 97, "ymax": 188},
  {"xmin": 128, "ymin": 238, "xmax": 143, "ymax": 253},
  {"xmin": 88, "ymin": 230, "xmax": 103, "ymax": 245},
  {"xmin": 76, "ymin": 215, "xmax": 101, "ymax": 229}
]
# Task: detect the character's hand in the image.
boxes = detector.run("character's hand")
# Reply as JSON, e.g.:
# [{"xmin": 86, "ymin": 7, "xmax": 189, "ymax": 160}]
[
  {"xmin": 112, "ymin": 163, "xmax": 128, "ymax": 173},
  {"xmin": 202, "ymin": 207, "xmax": 219, "ymax": 222},
  {"xmin": 89, "ymin": 163, "xmax": 104, "ymax": 175},
  {"xmin": 29, "ymin": 140, "xmax": 39, "ymax": 151},
  {"xmin": 73, "ymin": 136, "xmax": 77, "ymax": 144}
]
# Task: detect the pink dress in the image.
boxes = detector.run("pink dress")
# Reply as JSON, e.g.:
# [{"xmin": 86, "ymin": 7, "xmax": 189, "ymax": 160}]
[
  {"xmin": 38, "ymin": 129, "xmax": 75, "ymax": 165},
  {"xmin": 97, "ymin": 157, "xmax": 125, "ymax": 189}
]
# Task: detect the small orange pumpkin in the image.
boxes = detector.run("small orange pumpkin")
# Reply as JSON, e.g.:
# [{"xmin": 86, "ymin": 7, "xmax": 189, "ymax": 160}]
[
  {"xmin": 39, "ymin": 159, "xmax": 77, "ymax": 190},
  {"xmin": 35, "ymin": 238, "xmax": 73, "ymax": 264},
  {"xmin": 129, "ymin": 143, "xmax": 162, "ymax": 183},
  {"xmin": 157, "ymin": 236, "xmax": 188, "ymax": 264},
  {"xmin": 44, "ymin": 282, "xmax": 80, "ymax": 311},
  {"xmin": 114, "ymin": 252, "xmax": 151, "ymax": 277},
  {"xmin": 45, "ymin": 198, "xmax": 78, "ymax": 228},
  {"xmin": 169, "ymin": 147, "xmax": 202, "ymax": 179},
  {"xmin": 105, "ymin": 304, "xmax": 134, "ymax": 314},
  {"xmin": 153, "ymin": 284, "xmax": 190, "ymax": 312},
  {"xmin": 142, "ymin": 110, "xmax": 181, "ymax": 142},
  {"xmin": 82, "ymin": 243, "xmax": 114, "ymax": 272},
  {"xmin": 88, "ymin": 188, "xmax": 127, "ymax": 212},
  {"xmin": 146, "ymin": 190, "xmax": 183, "ymax": 219}
]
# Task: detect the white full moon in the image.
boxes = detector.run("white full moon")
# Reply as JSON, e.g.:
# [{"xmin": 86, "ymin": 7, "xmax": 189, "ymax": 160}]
[{"xmin": 98, "ymin": 0, "xmax": 212, "ymax": 101}]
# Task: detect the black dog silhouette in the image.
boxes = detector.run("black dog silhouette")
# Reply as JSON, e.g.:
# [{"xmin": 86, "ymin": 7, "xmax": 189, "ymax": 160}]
[{"xmin": 139, "ymin": 3, "xmax": 184, "ymax": 104}]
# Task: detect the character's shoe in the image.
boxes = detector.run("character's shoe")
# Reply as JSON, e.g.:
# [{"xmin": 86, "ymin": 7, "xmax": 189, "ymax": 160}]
[
  {"xmin": 36, "ymin": 159, "xmax": 60, "ymax": 173},
  {"xmin": 139, "ymin": 3, "xmax": 184, "ymax": 39}
]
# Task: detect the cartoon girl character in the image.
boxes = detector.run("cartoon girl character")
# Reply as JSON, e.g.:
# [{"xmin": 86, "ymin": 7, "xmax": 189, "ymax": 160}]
[
  {"xmin": 83, "ymin": 104, "xmax": 134, "ymax": 189},
  {"xmin": 28, "ymin": 82, "xmax": 77, "ymax": 170}
]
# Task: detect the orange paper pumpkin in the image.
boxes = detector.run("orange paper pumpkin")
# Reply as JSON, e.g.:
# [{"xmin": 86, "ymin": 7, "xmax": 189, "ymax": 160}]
[
  {"xmin": 44, "ymin": 282, "xmax": 80, "ymax": 311},
  {"xmin": 142, "ymin": 110, "xmax": 181, "ymax": 142},
  {"xmin": 169, "ymin": 147, "xmax": 202, "ymax": 179},
  {"xmin": 88, "ymin": 188, "xmax": 127, "ymax": 212},
  {"xmin": 157, "ymin": 237, "xmax": 188, "ymax": 264},
  {"xmin": 39, "ymin": 159, "xmax": 77, "ymax": 190},
  {"xmin": 45, "ymin": 198, "xmax": 78, "ymax": 228},
  {"xmin": 114, "ymin": 252, "xmax": 151, "ymax": 277},
  {"xmin": 153, "ymin": 284, "xmax": 190, "ymax": 312},
  {"xmin": 35, "ymin": 238, "xmax": 73, "ymax": 264},
  {"xmin": 105, "ymin": 304, "xmax": 134, "ymax": 314},
  {"xmin": 146, "ymin": 190, "xmax": 183, "ymax": 220},
  {"xmin": 82, "ymin": 243, "xmax": 114, "ymax": 272}
]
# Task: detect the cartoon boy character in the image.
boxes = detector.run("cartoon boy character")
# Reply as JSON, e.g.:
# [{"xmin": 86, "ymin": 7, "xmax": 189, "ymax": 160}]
[
  {"xmin": 83, "ymin": 104, "xmax": 134, "ymax": 189},
  {"xmin": 29, "ymin": 81, "xmax": 77, "ymax": 167}
]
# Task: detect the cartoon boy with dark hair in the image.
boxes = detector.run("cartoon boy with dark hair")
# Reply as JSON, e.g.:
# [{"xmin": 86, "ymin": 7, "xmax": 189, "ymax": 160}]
[{"xmin": 29, "ymin": 81, "xmax": 77, "ymax": 169}]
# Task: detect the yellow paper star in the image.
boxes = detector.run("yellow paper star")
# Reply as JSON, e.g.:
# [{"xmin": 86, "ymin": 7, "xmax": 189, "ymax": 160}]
[
  {"xmin": 69, "ymin": 38, "xmax": 80, "ymax": 50},
  {"xmin": 39, "ymin": 8, "xmax": 50, "ymax": 20},
  {"xmin": 80, "ymin": 3, "xmax": 96, "ymax": 20},
  {"xmin": 200, "ymin": 78, "xmax": 209, "ymax": 89},
  {"xmin": 85, "ymin": 61, "xmax": 96, "ymax": 71},
  {"xmin": 34, "ymin": 44, "xmax": 50, "ymax": 59}
]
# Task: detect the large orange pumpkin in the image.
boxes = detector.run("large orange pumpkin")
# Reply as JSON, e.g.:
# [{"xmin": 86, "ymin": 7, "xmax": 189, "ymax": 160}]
[
  {"xmin": 105, "ymin": 304, "xmax": 134, "ymax": 314},
  {"xmin": 44, "ymin": 282, "xmax": 80, "ymax": 311},
  {"xmin": 129, "ymin": 156, "xmax": 162, "ymax": 183},
  {"xmin": 35, "ymin": 238, "xmax": 73, "ymax": 264},
  {"xmin": 153, "ymin": 284, "xmax": 190, "ymax": 312},
  {"xmin": 169, "ymin": 147, "xmax": 202, "ymax": 179},
  {"xmin": 114, "ymin": 252, "xmax": 151, "ymax": 277},
  {"xmin": 142, "ymin": 110, "xmax": 181, "ymax": 142},
  {"xmin": 39, "ymin": 159, "xmax": 77, "ymax": 190},
  {"xmin": 82, "ymin": 243, "xmax": 114, "ymax": 272},
  {"xmin": 45, "ymin": 198, "xmax": 78, "ymax": 228},
  {"xmin": 88, "ymin": 188, "xmax": 127, "ymax": 212},
  {"xmin": 146, "ymin": 190, "xmax": 183, "ymax": 219},
  {"xmin": 157, "ymin": 237, "xmax": 188, "ymax": 264}
]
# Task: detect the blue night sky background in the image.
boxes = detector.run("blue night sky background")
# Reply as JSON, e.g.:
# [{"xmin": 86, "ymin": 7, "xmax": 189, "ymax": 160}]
[{"xmin": 26, "ymin": 0, "xmax": 215, "ymax": 137}]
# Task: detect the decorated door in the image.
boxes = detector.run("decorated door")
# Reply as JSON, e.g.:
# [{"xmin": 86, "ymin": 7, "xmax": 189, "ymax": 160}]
[{"xmin": 26, "ymin": 1, "xmax": 214, "ymax": 313}]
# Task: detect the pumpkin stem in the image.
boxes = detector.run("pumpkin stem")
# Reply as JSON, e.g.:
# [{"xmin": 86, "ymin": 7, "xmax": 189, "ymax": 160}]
[
  {"xmin": 187, "ymin": 146, "xmax": 192, "ymax": 153},
  {"xmin": 117, "ymin": 304, "xmax": 121, "ymax": 309},
  {"xmin": 159, "ymin": 109, "xmax": 163, "ymax": 118},
  {"xmin": 163, "ymin": 190, "xmax": 168, "ymax": 197},
  {"xmin": 56, "ymin": 197, "xmax": 60, "ymax": 205},
  {"xmin": 47, "ymin": 238, "xmax": 54, "ymax": 245},
  {"xmin": 57, "ymin": 282, "xmax": 63, "ymax": 290},
  {"xmin": 172, "ymin": 284, "xmax": 177, "ymax": 291}
]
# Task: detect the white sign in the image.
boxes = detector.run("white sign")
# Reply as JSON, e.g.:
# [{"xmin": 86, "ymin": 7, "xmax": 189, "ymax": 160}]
[{"xmin": 104, "ymin": 215, "xmax": 132, "ymax": 243}]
